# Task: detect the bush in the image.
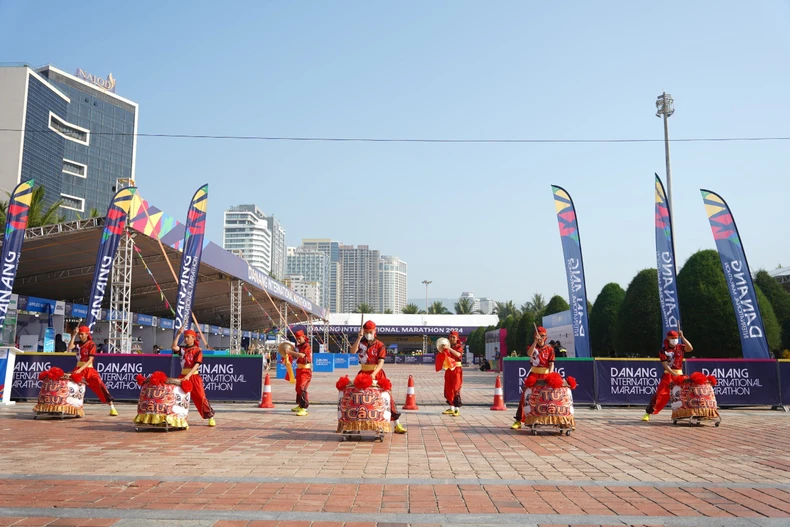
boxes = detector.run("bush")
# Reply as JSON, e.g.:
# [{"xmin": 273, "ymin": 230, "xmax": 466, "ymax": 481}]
[
  {"xmin": 754, "ymin": 270, "xmax": 790, "ymax": 350},
  {"xmin": 515, "ymin": 312, "xmax": 536, "ymax": 355},
  {"xmin": 542, "ymin": 295, "xmax": 570, "ymax": 319},
  {"xmin": 590, "ymin": 283, "xmax": 625, "ymax": 357},
  {"xmin": 614, "ymin": 269, "xmax": 662, "ymax": 357}
]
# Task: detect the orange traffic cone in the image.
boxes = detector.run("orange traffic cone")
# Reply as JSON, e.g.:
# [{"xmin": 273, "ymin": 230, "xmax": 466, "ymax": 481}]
[
  {"xmin": 259, "ymin": 373, "xmax": 275, "ymax": 408},
  {"xmin": 402, "ymin": 375, "xmax": 419, "ymax": 410},
  {"xmin": 490, "ymin": 375, "xmax": 506, "ymax": 411}
]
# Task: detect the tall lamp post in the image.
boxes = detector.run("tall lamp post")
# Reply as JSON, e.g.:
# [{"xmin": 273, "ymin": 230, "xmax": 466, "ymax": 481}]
[
  {"xmin": 656, "ymin": 92, "xmax": 676, "ymax": 267},
  {"xmin": 421, "ymin": 279, "xmax": 432, "ymax": 355}
]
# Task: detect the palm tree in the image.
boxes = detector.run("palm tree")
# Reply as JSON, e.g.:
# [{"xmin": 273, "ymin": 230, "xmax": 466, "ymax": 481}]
[
  {"xmin": 427, "ymin": 301, "xmax": 451, "ymax": 314},
  {"xmin": 522, "ymin": 293, "xmax": 547, "ymax": 316},
  {"xmin": 77, "ymin": 207, "xmax": 101, "ymax": 220},
  {"xmin": 454, "ymin": 297, "xmax": 474, "ymax": 314},
  {"xmin": 353, "ymin": 303, "xmax": 374, "ymax": 314},
  {"xmin": 383, "ymin": 309, "xmax": 393, "ymax": 314},
  {"xmin": 493, "ymin": 300, "xmax": 521, "ymax": 321},
  {"xmin": 0, "ymin": 186, "xmax": 65, "ymax": 231},
  {"xmin": 401, "ymin": 303, "xmax": 420, "ymax": 314}
]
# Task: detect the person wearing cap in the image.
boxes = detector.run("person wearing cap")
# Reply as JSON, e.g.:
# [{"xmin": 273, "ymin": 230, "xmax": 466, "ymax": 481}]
[
  {"xmin": 643, "ymin": 330, "xmax": 693, "ymax": 421},
  {"xmin": 351, "ymin": 320, "xmax": 406, "ymax": 434},
  {"xmin": 441, "ymin": 331, "xmax": 464, "ymax": 416},
  {"xmin": 69, "ymin": 325, "xmax": 118, "ymax": 416},
  {"xmin": 172, "ymin": 327, "xmax": 216, "ymax": 427},
  {"xmin": 511, "ymin": 326, "xmax": 555, "ymax": 430},
  {"xmin": 282, "ymin": 329, "xmax": 312, "ymax": 416}
]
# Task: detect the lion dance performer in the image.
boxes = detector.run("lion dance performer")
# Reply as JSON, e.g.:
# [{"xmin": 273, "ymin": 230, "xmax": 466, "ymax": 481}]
[
  {"xmin": 171, "ymin": 328, "xmax": 216, "ymax": 427},
  {"xmin": 68, "ymin": 325, "xmax": 118, "ymax": 416},
  {"xmin": 351, "ymin": 320, "xmax": 406, "ymax": 434},
  {"xmin": 441, "ymin": 330, "xmax": 464, "ymax": 416},
  {"xmin": 643, "ymin": 330, "xmax": 693, "ymax": 421},
  {"xmin": 282, "ymin": 329, "xmax": 312, "ymax": 416},
  {"xmin": 511, "ymin": 326, "xmax": 554, "ymax": 429}
]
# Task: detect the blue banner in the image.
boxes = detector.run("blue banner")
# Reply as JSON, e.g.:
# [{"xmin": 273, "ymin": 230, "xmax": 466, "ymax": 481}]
[
  {"xmin": 684, "ymin": 359, "xmax": 780, "ymax": 406},
  {"xmin": 502, "ymin": 358, "xmax": 595, "ymax": 404},
  {"xmin": 0, "ymin": 180, "xmax": 34, "ymax": 328},
  {"xmin": 595, "ymin": 359, "xmax": 665, "ymax": 405},
  {"xmin": 551, "ymin": 186, "xmax": 592, "ymax": 357},
  {"xmin": 348, "ymin": 354, "xmax": 359, "ymax": 366},
  {"xmin": 701, "ymin": 190, "xmax": 770, "ymax": 358},
  {"xmin": 201, "ymin": 356, "xmax": 262, "ymax": 401},
  {"xmin": 173, "ymin": 185, "xmax": 208, "ymax": 337},
  {"xmin": 312, "ymin": 353, "xmax": 336, "ymax": 372},
  {"xmin": 333, "ymin": 354, "xmax": 349, "ymax": 369},
  {"xmin": 85, "ymin": 187, "xmax": 137, "ymax": 331},
  {"xmin": 655, "ymin": 175, "xmax": 682, "ymax": 336}
]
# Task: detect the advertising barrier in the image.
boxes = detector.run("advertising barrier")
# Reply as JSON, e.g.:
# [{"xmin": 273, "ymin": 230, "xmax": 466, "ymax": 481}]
[
  {"xmin": 312, "ymin": 354, "xmax": 336, "ymax": 373},
  {"xmin": 780, "ymin": 360, "xmax": 790, "ymax": 406},
  {"xmin": 502, "ymin": 358, "xmax": 595, "ymax": 404},
  {"xmin": 595, "ymin": 359, "xmax": 665, "ymax": 406},
  {"xmin": 200, "ymin": 355, "xmax": 262, "ymax": 401},
  {"xmin": 684, "ymin": 359, "xmax": 780, "ymax": 406},
  {"xmin": 348, "ymin": 354, "xmax": 359, "ymax": 367},
  {"xmin": 333, "ymin": 354, "xmax": 349, "ymax": 369}
]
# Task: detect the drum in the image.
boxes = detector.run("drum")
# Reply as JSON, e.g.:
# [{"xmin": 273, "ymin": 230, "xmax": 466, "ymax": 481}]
[
  {"xmin": 336, "ymin": 385, "xmax": 392, "ymax": 433},
  {"xmin": 133, "ymin": 378, "xmax": 191, "ymax": 430},
  {"xmin": 671, "ymin": 380, "xmax": 720, "ymax": 421},
  {"xmin": 521, "ymin": 380, "xmax": 575, "ymax": 430},
  {"xmin": 33, "ymin": 374, "xmax": 86, "ymax": 418}
]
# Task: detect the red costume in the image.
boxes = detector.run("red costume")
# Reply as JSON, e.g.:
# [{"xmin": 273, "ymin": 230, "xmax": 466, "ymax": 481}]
[
  {"xmin": 72, "ymin": 334, "xmax": 113, "ymax": 403},
  {"xmin": 443, "ymin": 333, "xmax": 463, "ymax": 408},
  {"xmin": 646, "ymin": 332, "xmax": 686, "ymax": 415},
  {"xmin": 357, "ymin": 322, "xmax": 400, "ymax": 422},
  {"xmin": 515, "ymin": 328, "xmax": 555, "ymax": 422},
  {"xmin": 174, "ymin": 332, "xmax": 215, "ymax": 420},
  {"xmin": 294, "ymin": 331, "xmax": 312, "ymax": 409}
]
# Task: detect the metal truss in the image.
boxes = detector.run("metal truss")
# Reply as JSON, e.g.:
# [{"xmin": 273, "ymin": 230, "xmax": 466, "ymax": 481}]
[
  {"xmin": 108, "ymin": 178, "xmax": 134, "ymax": 354},
  {"xmin": 229, "ymin": 280, "xmax": 242, "ymax": 354}
]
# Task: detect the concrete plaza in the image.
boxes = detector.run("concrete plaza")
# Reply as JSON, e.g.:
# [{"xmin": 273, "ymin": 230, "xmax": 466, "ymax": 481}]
[{"xmin": 1, "ymin": 365, "xmax": 789, "ymax": 526}]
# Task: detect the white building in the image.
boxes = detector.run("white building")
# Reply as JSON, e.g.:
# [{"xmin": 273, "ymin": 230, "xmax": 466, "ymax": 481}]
[
  {"xmin": 284, "ymin": 275, "xmax": 321, "ymax": 306},
  {"xmin": 339, "ymin": 244, "xmax": 380, "ymax": 313},
  {"xmin": 223, "ymin": 205, "xmax": 272, "ymax": 273},
  {"xmin": 479, "ymin": 297, "xmax": 496, "ymax": 315},
  {"xmin": 302, "ymin": 239, "xmax": 342, "ymax": 313},
  {"xmin": 380, "ymin": 256, "xmax": 408, "ymax": 314},
  {"xmin": 459, "ymin": 292, "xmax": 481, "ymax": 313},
  {"xmin": 266, "ymin": 215, "xmax": 286, "ymax": 281},
  {"xmin": 286, "ymin": 246, "xmax": 329, "ymax": 309}
]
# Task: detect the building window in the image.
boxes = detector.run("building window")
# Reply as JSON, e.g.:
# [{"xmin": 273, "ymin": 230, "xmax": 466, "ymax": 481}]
[
  {"xmin": 63, "ymin": 159, "xmax": 87, "ymax": 178},
  {"xmin": 48, "ymin": 112, "xmax": 90, "ymax": 145},
  {"xmin": 60, "ymin": 193, "xmax": 85, "ymax": 212}
]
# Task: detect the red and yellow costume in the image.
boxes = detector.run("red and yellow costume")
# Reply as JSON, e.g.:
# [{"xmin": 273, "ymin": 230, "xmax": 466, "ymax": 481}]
[
  {"xmin": 515, "ymin": 330, "xmax": 555, "ymax": 423},
  {"xmin": 443, "ymin": 334, "xmax": 463, "ymax": 408},
  {"xmin": 72, "ymin": 332, "xmax": 113, "ymax": 403},
  {"xmin": 295, "ymin": 335, "xmax": 312, "ymax": 409},
  {"xmin": 174, "ymin": 333, "xmax": 215, "ymax": 420},
  {"xmin": 357, "ymin": 334, "xmax": 401, "ymax": 422},
  {"xmin": 646, "ymin": 333, "xmax": 686, "ymax": 415}
]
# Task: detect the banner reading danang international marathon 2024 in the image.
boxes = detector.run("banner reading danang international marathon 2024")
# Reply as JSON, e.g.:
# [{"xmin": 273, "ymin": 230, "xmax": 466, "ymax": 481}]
[
  {"xmin": 701, "ymin": 189, "xmax": 770, "ymax": 359},
  {"xmin": 0, "ymin": 179, "xmax": 34, "ymax": 329},
  {"xmin": 173, "ymin": 185, "xmax": 208, "ymax": 336},
  {"xmin": 654, "ymin": 175, "xmax": 681, "ymax": 337},
  {"xmin": 85, "ymin": 187, "xmax": 137, "ymax": 331},
  {"xmin": 551, "ymin": 185, "xmax": 591, "ymax": 357}
]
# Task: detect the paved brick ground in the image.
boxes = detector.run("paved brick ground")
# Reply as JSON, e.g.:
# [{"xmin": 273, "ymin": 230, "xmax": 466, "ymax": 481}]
[{"xmin": 1, "ymin": 365, "xmax": 789, "ymax": 526}]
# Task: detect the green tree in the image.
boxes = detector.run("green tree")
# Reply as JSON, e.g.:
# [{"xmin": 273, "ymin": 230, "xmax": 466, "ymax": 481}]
[
  {"xmin": 503, "ymin": 315, "xmax": 518, "ymax": 353},
  {"xmin": 589, "ymin": 283, "xmax": 625, "ymax": 357},
  {"xmin": 614, "ymin": 269, "xmax": 661, "ymax": 357},
  {"xmin": 76, "ymin": 207, "xmax": 101, "ymax": 220},
  {"xmin": 678, "ymin": 250, "xmax": 781, "ymax": 357},
  {"xmin": 428, "ymin": 301, "xmax": 451, "ymax": 314},
  {"xmin": 454, "ymin": 297, "xmax": 474, "ymax": 314},
  {"xmin": 521, "ymin": 293, "xmax": 546, "ymax": 316},
  {"xmin": 515, "ymin": 311, "xmax": 536, "ymax": 355},
  {"xmin": 401, "ymin": 303, "xmax": 420, "ymax": 314},
  {"xmin": 493, "ymin": 300, "xmax": 520, "ymax": 321},
  {"xmin": 542, "ymin": 295, "xmax": 570, "ymax": 320},
  {"xmin": 353, "ymin": 303, "xmax": 374, "ymax": 314},
  {"xmin": 383, "ymin": 309, "xmax": 393, "ymax": 314},
  {"xmin": 754, "ymin": 270, "xmax": 790, "ymax": 350},
  {"xmin": 0, "ymin": 186, "xmax": 65, "ymax": 230}
]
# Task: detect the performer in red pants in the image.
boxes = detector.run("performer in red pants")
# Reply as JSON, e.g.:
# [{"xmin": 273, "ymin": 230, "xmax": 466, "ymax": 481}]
[
  {"xmin": 69, "ymin": 325, "xmax": 118, "ymax": 416},
  {"xmin": 442, "ymin": 330, "xmax": 464, "ymax": 416},
  {"xmin": 643, "ymin": 330, "xmax": 694, "ymax": 421},
  {"xmin": 511, "ymin": 326, "xmax": 554, "ymax": 429},
  {"xmin": 172, "ymin": 328, "xmax": 216, "ymax": 426},
  {"xmin": 351, "ymin": 320, "xmax": 406, "ymax": 434},
  {"xmin": 282, "ymin": 329, "xmax": 312, "ymax": 416}
]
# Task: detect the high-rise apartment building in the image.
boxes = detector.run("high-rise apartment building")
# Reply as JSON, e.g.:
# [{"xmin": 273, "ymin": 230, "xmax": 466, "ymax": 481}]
[
  {"xmin": 286, "ymin": 246, "xmax": 329, "ymax": 309},
  {"xmin": 380, "ymin": 256, "xmax": 408, "ymax": 314},
  {"xmin": 223, "ymin": 205, "xmax": 272, "ymax": 273},
  {"xmin": 266, "ymin": 215, "xmax": 286, "ymax": 280},
  {"xmin": 459, "ymin": 292, "xmax": 481, "ymax": 313},
  {"xmin": 339, "ymin": 244, "xmax": 380, "ymax": 313},
  {"xmin": 283, "ymin": 275, "xmax": 321, "ymax": 306},
  {"xmin": 0, "ymin": 65, "xmax": 138, "ymax": 218},
  {"xmin": 302, "ymin": 239, "xmax": 342, "ymax": 313},
  {"xmin": 479, "ymin": 297, "xmax": 496, "ymax": 315}
]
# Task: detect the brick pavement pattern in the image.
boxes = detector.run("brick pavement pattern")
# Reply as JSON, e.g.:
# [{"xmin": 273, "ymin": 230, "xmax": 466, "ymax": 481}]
[{"xmin": 1, "ymin": 365, "xmax": 789, "ymax": 526}]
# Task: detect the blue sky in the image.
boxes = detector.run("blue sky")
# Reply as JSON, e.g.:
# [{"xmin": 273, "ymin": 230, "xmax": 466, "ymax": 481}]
[{"xmin": 2, "ymin": 1, "xmax": 789, "ymax": 306}]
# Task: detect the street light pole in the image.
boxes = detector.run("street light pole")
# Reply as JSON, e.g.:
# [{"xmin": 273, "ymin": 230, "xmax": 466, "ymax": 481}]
[
  {"xmin": 421, "ymin": 280, "xmax": 432, "ymax": 313},
  {"xmin": 656, "ymin": 92, "xmax": 676, "ymax": 269}
]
